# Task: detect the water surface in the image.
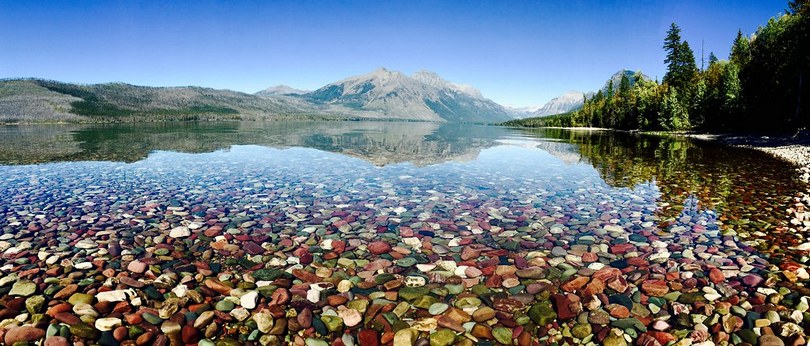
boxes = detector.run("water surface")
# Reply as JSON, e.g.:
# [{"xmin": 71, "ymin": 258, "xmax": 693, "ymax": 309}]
[
  {"xmin": 0, "ymin": 121, "xmax": 800, "ymax": 249},
  {"xmin": 0, "ymin": 121, "xmax": 806, "ymax": 345}
]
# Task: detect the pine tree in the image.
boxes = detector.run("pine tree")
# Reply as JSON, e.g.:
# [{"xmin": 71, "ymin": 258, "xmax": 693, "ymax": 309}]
[
  {"xmin": 729, "ymin": 30, "xmax": 750, "ymax": 66},
  {"xmin": 709, "ymin": 52, "xmax": 718, "ymax": 66},
  {"xmin": 663, "ymin": 23, "xmax": 698, "ymax": 91},
  {"xmin": 619, "ymin": 74, "xmax": 631, "ymax": 96}
]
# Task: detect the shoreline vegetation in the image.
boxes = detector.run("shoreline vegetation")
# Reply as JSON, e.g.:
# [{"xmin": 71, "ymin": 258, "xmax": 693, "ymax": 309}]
[{"xmin": 504, "ymin": 0, "xmax": 808, "ymax": 132}]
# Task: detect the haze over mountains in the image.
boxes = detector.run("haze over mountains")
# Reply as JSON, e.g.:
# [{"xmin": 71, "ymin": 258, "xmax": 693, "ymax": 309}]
[{"xmin": 0, "ymin": 68, "xmax": 646, "ymax": 123}]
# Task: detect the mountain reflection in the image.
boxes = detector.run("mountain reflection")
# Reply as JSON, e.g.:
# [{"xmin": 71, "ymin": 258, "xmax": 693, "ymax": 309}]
[{"xmin": 0, "ymin": 121, "xmax": 508, "ymax": 166}]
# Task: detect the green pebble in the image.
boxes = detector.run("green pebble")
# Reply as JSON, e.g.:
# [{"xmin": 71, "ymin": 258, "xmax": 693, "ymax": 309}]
[
  {"xmin": 413, "ymin": 295, "xmax": 439, "ymax": 309},
  {"xmin": 731, "ymin": 306, "xmax": 747, "ymax": 316},
  {"xmin": 611, "ymin": 318, "xmax": 647, "ymax": 332},
  {"xmin": 430, "ymin": 329, "xmax": 457, "ymax": 346},
  {"xmin": 257, "ymin": 285, "xmax": 278, "ymax": 297},
  {"xmin": 374, "ymin": 273, "xmax": 396, "ymax": 284},
  {"xmin": 396, "ymin": 257, "xmax": 417, "ymax": 267},
  {"xmin": 252, "ymin": 268, "xmax": 286, "ymax": 281},
  {"xmin": 347, "ymin": 300, "xmax": 369, "ymax": 313},
  {"xmin": 215, "ymin": 300, "xmax": 235, "ymax": 312},
  {"xmin": 58, "ymin": 325, "xmax": 70, "ymax": 338},
  {"xmin": 31, "ymin": 313, "xmax": 47, "ymax": 325},
  {"xmin": 129, "ymin": 325, "xmax": 145, "ymax": 339},
  {"xmin": 312, "ymin": 316, "xmax": 328, "ymax": 335},
  {"xmin": 507, "ymin": 285, "xmax": 525, "ymax": 295},
  {"xmin": 68, "ymin": 293, "xmax": 94, "ymax": 306},
  {"xmin": 70, "ymin": 321, "xmax": 99, "ymax": 339},
  {"xmin": 25, "ymin": 295, "xmax": 45, "ymax": 314},
  {"xmin": 9, "ymin": 280, "xmax": 37, "ymax": 297},
  {"xmin": 493, "ymin": 327, "xmax": 512, "ymax": 345},
  {"xmin": 603, "ymin": 332, "xmax": 627, "ymax": 346},
  {"xmin": 428, "ymin": 303, "xmax": 449, "ymax": 315},
  {"xmin": 430, "ymin": 287, "xmax": 449, "ymax": 297},
  {"xmin": 572, "ymin": 323, "xmax": 592, "ymax": 339},
  {"xmin": 445, "ymin": 284, "xmax": 464, "ymax": 295},
  {"xmin": 77, "ymin": 278, "xmax": 95, "ymax": 286},
  {"xmin": 398, "ymin": 286, "xmax": 429, "ymax": 301},
  {"xmin": 143, "ymin": 286, "xmax": 163, "ymax": 301},
  {"xmin": 305, "ymin": 338, "xmax": 329, "ymax": 346},
  {"xmin": 215, "ymin": 338, "xmax": 241, "ymax": 346},
  {"xmin": 321, "ymin": 315, "xmax": 343, "ymax": 332},
  {"xmin": 648, "ymin": 296, "xmax": 666, "ymax": 307},
  {"xmin": 737, "ymin": 329, "xmax": 757, "ymax": 345},
  {"xmin": 454, "ymin": 297, "xmax": 482, "ymax": 310},
  {"xmin": 43, "ymin": 285, "xmax": 63, "ymax": 296},
  {"xmin": 528, "ymin": 302, "xmax": 556, "ymax": 326},
  {"xmin": 46, "ymin": 324, "xmax": 60, "ymax": 337},
  {"xmin": 677, "ymin": 292, "xmax": 705, "ymax": 304},
  {"xmin": 470, "ymin": 285, "xmax": 491, "ymax": 296},
  {"xmin": 142, "ymin": 312, "xmax": 163, "ymax": 325}
]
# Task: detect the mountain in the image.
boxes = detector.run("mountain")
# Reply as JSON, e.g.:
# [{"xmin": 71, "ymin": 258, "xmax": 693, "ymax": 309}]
[
  {"xmin": 505, "ymin": 105, "xmax": 543, "ymax": 118},
  {"xmin": 304, "ymin": 68, "xmax": 512, "ymax": 123},
  {"xmin": 256, "ymin": 85, "xmax": 310, "ymax": 96},
  {"xmin": 532, "ymin": 91, "xmax": 586, "ymax": 117},
  {"xmin": 1, "ymin": 69, "xmax": 513, "ymax": 124},
  {"xmin": 0, "ymin": 79, "xmax": 399, "ymax": 123},
  {"xmin": 601, "ymin": 69, "xmax": 650, "ymax": 92}
]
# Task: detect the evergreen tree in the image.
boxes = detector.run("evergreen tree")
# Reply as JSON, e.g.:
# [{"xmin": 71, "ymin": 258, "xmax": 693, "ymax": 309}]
[
  {"xmin": 709, "ymin": 52, "xmax": 718, "ymax": 66},
  {"xmin": 663, "ymin": 23, "xmax": 698, "ymax": 92},
  {"xmin": 663, "ymin": 23, "xmax": 683, "ymax": 86},
  {"xmin": 729, "ymin": 30, "xmax": 751, "ymax": 66},
  {"xmin": 619, "ymin": 74, "xmax": 631, "ymax": 96},
  {"xmin": 662, "ymin": 86, "xmax": 690, "ymax": 130}
]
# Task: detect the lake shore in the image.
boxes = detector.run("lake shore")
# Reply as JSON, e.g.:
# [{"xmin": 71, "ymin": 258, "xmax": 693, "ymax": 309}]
[{"xmin": 687, "ymin": 131, "xmax": 810, "ymax": 183}]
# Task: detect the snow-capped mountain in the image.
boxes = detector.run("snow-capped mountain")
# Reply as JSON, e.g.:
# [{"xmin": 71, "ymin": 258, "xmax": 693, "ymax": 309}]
[{"xmin": 303, "ymin": 68, "xmax": 512, "ymax": 123}]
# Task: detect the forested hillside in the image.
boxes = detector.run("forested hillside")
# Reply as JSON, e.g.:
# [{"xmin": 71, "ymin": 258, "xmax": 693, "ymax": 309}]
[{"xmin": 507, "ymin": 0, "xmax": 809, "ymax": 133}]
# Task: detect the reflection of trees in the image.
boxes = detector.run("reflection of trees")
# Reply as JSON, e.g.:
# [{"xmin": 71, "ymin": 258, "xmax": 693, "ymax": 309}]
[{"xmin": 522, "ymin": 128, "xmax": 801, "ymax": 237}]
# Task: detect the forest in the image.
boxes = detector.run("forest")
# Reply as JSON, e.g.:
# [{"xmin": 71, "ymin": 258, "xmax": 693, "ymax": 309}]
[{"xmin": 507, "ymin": 0, "xmax": 809, "ymax": 132}]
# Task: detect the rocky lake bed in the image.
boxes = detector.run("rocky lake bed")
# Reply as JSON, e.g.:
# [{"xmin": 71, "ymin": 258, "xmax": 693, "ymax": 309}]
[{"xmin": 0, "ymin": 121, "xmax": 809, "ymax": 346}]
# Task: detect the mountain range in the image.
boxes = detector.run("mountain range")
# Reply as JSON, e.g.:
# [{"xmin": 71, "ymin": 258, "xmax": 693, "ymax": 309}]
[{"xmin": 0, "ymin": 68, "xmax": 647, "ymax": 124}]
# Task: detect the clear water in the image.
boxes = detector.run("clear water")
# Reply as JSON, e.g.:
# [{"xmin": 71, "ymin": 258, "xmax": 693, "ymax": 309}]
[{"xmin": 0, "ymin": 121, "xmax": 801, "ymax": 257}]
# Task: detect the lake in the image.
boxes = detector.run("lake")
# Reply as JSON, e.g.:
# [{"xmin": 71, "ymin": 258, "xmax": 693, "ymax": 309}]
[{"xmin": 0, "ymin": 121, "xmax": 806, "ymax": 345}]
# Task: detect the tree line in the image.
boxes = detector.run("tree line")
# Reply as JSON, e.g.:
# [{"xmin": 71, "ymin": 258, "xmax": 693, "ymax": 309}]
[{"xmin": 516, "ymin": 0, "xmax": 808, "ymax": 132}]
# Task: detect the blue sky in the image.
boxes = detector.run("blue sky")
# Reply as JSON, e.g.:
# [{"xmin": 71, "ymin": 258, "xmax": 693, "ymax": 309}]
[{"xmin": 0, "ymin": 1, "xmax": 787, "ymax": 107}]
